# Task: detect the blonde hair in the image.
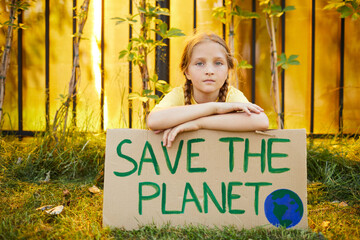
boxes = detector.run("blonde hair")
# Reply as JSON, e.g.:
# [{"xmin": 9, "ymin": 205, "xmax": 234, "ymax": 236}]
[{"xmin": 180, "ymin": 32, "xmax": 234, "ymax": 105}]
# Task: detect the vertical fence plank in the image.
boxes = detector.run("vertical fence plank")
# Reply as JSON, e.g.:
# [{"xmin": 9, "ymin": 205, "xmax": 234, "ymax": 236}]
[
  {"xmin": 284, "ymin": 0, "xmax": 311, "ymax": 131},
  {"xmin": 314, "ymin": 0, "xmax": 340, "ymax": 134},
  {"xmin": 104, "ymin": 0, "xmax": 130, "ymax": 129},
  {"xmin": 49, "ymin": 0, "xmax": 73, "ymax": 129},
  {"xmin": 22, "ymin": 0, "xmax": 46, "ymax": 131},
  {"xmin": 234, "ymin": 0, "xmax": 254, "ymax": 100},
  {"xmin": 170, "ymin": 0, "xmax": 193, "ymax": 89},
  {"xmin": 344, "ymin": 17, "xmax": 360, "ymax": 134},
  {"xmin": 254, "ymin": 1, "xmax": 274, "ymax": 128},
  {"xmin": 196, "ymin": 0, "xmax": 222, "ymax": 35},
  {"xmin": 76, "ymin": 0, "xmax": 101, "ymax": 131}
]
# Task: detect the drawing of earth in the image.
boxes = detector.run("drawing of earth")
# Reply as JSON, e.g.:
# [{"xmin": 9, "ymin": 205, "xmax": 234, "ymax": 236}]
[{"xmin": 264, "ymin": 189, "xmax": 304, "ymax": 229}]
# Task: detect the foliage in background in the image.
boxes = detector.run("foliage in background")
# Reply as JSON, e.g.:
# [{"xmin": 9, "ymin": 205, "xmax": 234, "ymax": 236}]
[
  {"xmin": 258, "ymin": 0, "xmax": 299, "ymax": 129},
  {"xmin": 307, "ymin": 137, "xmax": 360, "ymax": 203},
  {"xmin": 0, "ymin": 0, "xmax": 30, "ymax": 130},
  {"xmin": 114, "ymin": 0, "xmax": 184, "ymax": 128},
  {"xmin": 324, "ymin": 0, "xmax": 360, "ymax": 20},
  {"xmin": 52, "ymin": 0, "xmax": 90, "ymax": 140},
  {"xmin": 212, "ymin": 1, "xmax": 259, "ymax": 89},
  {"xmin": 213, "ymin": 1, "xmax": 300, "ymax": 129},
  {"xmin": 307, "ymin": 137, "xmax": 360, "ymax": 239}
]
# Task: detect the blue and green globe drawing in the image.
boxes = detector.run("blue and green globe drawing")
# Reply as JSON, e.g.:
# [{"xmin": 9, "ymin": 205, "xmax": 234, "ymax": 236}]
[{"xmin": 264, "ymin": 189, "xmax": 304, "ymax": 228}]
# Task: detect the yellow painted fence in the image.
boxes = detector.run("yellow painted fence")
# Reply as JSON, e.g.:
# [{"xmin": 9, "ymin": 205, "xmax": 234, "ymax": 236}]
[{"xmin": 0, "ymin": 0, "xmax": 359, "ymax": 134}]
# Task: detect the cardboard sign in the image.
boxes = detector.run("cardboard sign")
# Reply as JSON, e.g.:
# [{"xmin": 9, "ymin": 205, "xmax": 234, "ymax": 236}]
[{"xmin": 103, "ymin": 129, "xmax": 307, "ymax": 230}]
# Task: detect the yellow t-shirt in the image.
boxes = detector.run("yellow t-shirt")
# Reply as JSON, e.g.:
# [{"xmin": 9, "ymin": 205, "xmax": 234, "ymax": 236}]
[{"xmin": 152, "ymin": 86, "xmax": 249, "ymax": 111}]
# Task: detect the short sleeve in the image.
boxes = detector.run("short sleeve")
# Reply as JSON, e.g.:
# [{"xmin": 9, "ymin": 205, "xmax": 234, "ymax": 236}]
[
  {"xmin": 226, "ymin": 86, "xmax": 250, "ymax": 103},
  {"xmin": 151, "ymin": 87, "xmax": 185, "ymax": 111}
]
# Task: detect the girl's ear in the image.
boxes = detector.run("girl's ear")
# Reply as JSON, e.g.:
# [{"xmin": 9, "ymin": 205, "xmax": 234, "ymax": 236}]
[{"xmin": 184, "ymin": 70, "xmax": 191, "ymax": 80}]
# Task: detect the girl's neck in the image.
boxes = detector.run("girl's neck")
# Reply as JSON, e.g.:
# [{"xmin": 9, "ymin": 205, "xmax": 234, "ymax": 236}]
[{"xmin": 193, "ymin": 89, "xmax": 220, "ymax": 103}]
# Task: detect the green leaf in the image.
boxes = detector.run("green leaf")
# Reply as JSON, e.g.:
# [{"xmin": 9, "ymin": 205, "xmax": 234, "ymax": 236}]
[
  {"xmin": 119, "ymin": 50, "xmax": 128, "ymax": 59},
  {"xmin": 231, "ymin": 6, "xmax": 259, "ymax": 19},
  {"xmin": 279, "ymin": 53, "xmax": 287, "ymax": 61},
  {"xmin": 288, "ymin": 54, "xmax": 299, "ymax": 62},
  {"xmin": 145, "ymin": 39, "xmax": 154, "ymax": 44},
  {"xmin": 271, "ymin": 5, "xmax": 282, "ymax": 13},
  {"xmin": 159, "ymin": 22, "xmax": 168, "ymax": 34},
  {"xmin": 283, "ymin": 6, "xmax": 296, "ymax": 12},
  {"xmin": 281, "ymin": 63, "xmax": 289, "ymax": 70},
  {"xmin": 259, "ymin": 0, "xmax": 271, "ymax": 6},
  {"xmin": 128, "ymin": 92, "xmax": 140, "ymax": 100},
  {"xmin": 138, "ymin": 6, "xmax": 146, "ymax": 13},
  {"xmin": 156, "ymin": 8, "xmax": 170, "ymax": 16},
  {"xmin": 112, "ymin": 17, "xmax": 126, "ymax": 21},
  {"xmin": 128, "ymin": 53, "xmax": 135, "ymax": 61},
  {"xmin": 352, "ymin": 12, "xmax": 360, "ymax": 20},
  {"xmin": 149, "ymin": 74, "xmax": 158, "ymax": 83},
  {"xmin": 139, "ymin": 97, "xmax": 149, "ymax": 102},
  {"xmin": 237, "ymin": 60, "xmax": 253, "ymax": 69},
  {"xmin": 126, "ymin": 17, "xmax": 138, "ymax": 23},
  {"xmin": 166, "ymin": 28, "xmax": 185, "ymax": 37},
  {"xmin": 112, "ymin": 17, "xmax": 126, "ymax": 25},
  {"xmin": 323, "ymin": 1, "xmax": 346, "ymax": 10},
  {"xmin": 212, "ymin": 6, "xmax": 226, "ymax": 23},
  {"xmin": 276, "ymin": 53, "xmax": 300, "ymax": 69},
  {"xmin": 350, "ymin": 0, "xmax": 359, "ymax": 10},
  {"xmin": 147, "ymin": 95, "xmax": 160, "ymax": 100},
  {"xmin": 148, "ymin": 6, "xmax": 156, "ymax": 13},
  {"xmin": 155, "ymin": 80, "xmax": 171, "ymax": 93},
  {"xmin": 143, "ymin": 89, "xmax": 153, "ymax": 95},
  {"xmin": 289, "ymin": 60, "xmax": 300, "ymax": 65},
  {"xmin": 338, "ymin": 5, "xmax": 353, "ymax": 18}
]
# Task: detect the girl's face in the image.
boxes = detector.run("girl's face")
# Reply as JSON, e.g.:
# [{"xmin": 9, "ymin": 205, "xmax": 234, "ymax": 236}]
[{"xmin": 185, "ymin": 40, "xmax": 229, "ymax": 103}]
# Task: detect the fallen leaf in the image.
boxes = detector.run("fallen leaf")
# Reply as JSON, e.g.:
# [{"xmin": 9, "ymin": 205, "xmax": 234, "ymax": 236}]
[
  {"xmin": 88, "ymin": 185, "xmax": 100, "ymax": 194},
  {"xmin": 43, "ymin": 171, "xmax": 51, "ymax": 183},
  {"xmin": 338, "ymin": 201, "xmax": 348, "ymax": 207},
  {"xmin": 63, "ymin": 189, "xmax": 70, "ymax": 197},
  {"xmin": 321, "ymin": 221, "xmax": 330, "ymax": 228},
  {"xmin": 45, "ymin": 205, "xmax": 64, "ymax": 215},
  {"xmin": 36, "ymin": 205, "xmax": 53, "ymax": 211},
  {"xmin": 331, "ymin": 200, "xmax": 348, "ymax": 207}
]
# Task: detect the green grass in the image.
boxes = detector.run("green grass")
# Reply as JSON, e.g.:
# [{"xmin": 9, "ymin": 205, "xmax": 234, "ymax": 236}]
[
  {"xmin": 306, "ymin": 137, "xmax": 360, "ymax": 239},
  {"xmin": 1, "ymin": 132, "xmax": 359, "ymax": 239}
]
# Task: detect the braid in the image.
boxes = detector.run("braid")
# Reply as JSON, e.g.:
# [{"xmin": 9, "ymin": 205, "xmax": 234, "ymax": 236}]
[
  {"xmin": 218, "ymin": 80, "xmax": 229, "ymax": 102},
  {"xmin": 184, "ymin": 79, "xmax": 192, "ymax": 105}
]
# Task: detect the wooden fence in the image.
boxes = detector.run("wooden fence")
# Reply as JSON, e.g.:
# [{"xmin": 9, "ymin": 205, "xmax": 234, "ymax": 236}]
[{"xmin": 0, "ymin": 0, "xmax": 359, "ymax": 135}]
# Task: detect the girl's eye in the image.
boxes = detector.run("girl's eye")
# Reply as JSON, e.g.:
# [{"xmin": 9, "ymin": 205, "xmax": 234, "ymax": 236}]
[
  {"xmin": 215, "ymin": 61, "xmax": 224, "ymax": 66},
  {"xmin": 195, "ymin": 62, "xmax": 204, "ymax": 66}
]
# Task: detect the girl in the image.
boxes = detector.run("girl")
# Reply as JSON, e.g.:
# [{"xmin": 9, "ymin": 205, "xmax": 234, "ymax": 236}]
[{"xmin": 147, "ymin": 32, "xmax": 269, "ymax": 147}]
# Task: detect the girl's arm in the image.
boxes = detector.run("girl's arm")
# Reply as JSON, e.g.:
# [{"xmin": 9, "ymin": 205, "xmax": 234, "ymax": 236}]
[
  {"xmin": 160, "ymin": 111, "xmax": 269, "ymax": 147},
  {"xmin": 147, "ymin": 102, "xmax": 264, "ymax": 131}
]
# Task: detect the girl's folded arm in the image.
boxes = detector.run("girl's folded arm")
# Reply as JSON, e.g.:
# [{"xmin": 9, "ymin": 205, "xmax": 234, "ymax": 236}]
[
  {"xmin": 161, "ymin": 111, "xmax": 269, "ymax": 148},
  {"xmin": 147, "ymin": 102, "xmax": 218, "ymax": 130},
  {"xmin": 196, "ymin": 111, "xmax": 269, "ymax": 131},
  {"xmin": 147, "ymin": 101, "xmax": 266, "ymax": 131}
]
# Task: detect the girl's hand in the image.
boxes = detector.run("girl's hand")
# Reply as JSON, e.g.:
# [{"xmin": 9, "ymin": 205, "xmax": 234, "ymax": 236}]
[
  {"xmin": 161, "ymin": 120, "xmax": 200, "ymax": 148},
  {"xmin": 215, "ymin": 102, "xmax": 264, "ymax": 115}
]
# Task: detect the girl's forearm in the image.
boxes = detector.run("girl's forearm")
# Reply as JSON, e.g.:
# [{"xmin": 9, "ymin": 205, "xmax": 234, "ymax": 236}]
[
  {"xmin": 147, "ymin": 103, "xmax": 217, "ymax": 130},
  {"xmin": 195, "ymin": 112, "xmax": 269, "ymax": 132}
]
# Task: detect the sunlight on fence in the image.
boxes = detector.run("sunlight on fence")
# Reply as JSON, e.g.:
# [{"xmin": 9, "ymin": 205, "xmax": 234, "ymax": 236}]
[{"xmin": 0, "ymin": 0, "xmax": 359, "ymax": 134}]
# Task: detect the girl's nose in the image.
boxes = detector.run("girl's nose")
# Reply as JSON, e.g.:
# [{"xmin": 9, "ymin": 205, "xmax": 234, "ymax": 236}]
[{"xmin": 205, "ymin": 66, "xmax": 214, "ymax": 75}]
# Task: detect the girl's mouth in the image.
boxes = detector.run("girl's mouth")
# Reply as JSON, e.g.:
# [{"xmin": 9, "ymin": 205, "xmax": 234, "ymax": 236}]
[{"xmin": 203, "ymin": 79, "xmax": 215, "ymax": 83}]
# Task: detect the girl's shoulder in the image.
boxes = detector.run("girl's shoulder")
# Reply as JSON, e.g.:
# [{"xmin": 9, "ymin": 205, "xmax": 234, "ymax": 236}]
[
  {"xmin": 226, "ymin": 86, "xmax": 249, "ymax": 103},
  {"xmin": 152, "ymin": 86, "xmax": 185, "ymax": 111}
]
